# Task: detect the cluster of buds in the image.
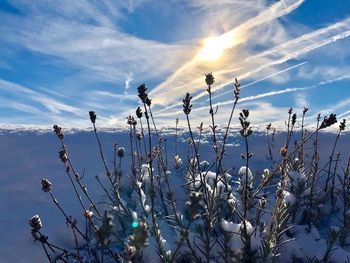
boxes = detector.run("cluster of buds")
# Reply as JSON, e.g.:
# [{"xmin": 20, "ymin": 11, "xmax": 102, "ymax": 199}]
[
  {"xmin": 186, "ymin": 191, "xmax": 205, "ymax": 220},
  {"xmin": 239, "ymin": 109, "xmax": 253, "ymax": 138},
  {"xmin": 89, "ymin": 111, "xmax": 97, "ymax": 124},
  {"xmin": 137, "ymin": 131, "xmax": 143, "ymax": 141},
  {"xmin": 29, "ymin": 215, "xmax": 42, "ymax": 234},
  {"xmin": 234, "ymin": 78, "xmax": 241, "ymax": 99},
  {"xmin": 205, "ymin": 73, "xmax": 215, "ymax": 87},
  {"xmin": 183, "ymin": 93, "xmax": 193, "ymax": 115},
  {"xmin": 96, "ymin": 211, "xmax": 114, "ymax": 247},
  {"xmin": 292, "ymin": 113, "xmax": 297, "ymax": 126},
  {"xmin": 339, "ymin": 119, "xmax": 346, "ymax": 131},
  {"xmin": 136, "ymin": 107, "xmax": 143, "ymax": 119},
  {"xmin": 280, "ymin": 146, "xmax": 288, "ymax": 158},
  {"xmin": 319, "ymin": 113, "xmax": 337, "ymax": 129},
  {"xmin": 137, "ymin": 84, "xmax": 151, "ymax": 106},
  {"xmin": 266, "ymin": 123, "xmax": 272, "ymax": 130},
  {"xmin": 127, "ymin": 116, "xmax": 137, "ymax": 127},
  {"xmin": 41, "ymin": 179, "xmax": 52, "ymax": 192},
  {"xmin": 53, "ymin": 125, "xmax": 64, "ymax": 140},
  {"xmin": 174, "ymin": 155, "xmax": 182, "ymax": 170},
  {"xmin": 59, "ymin": 149, "xmax": 68, "ymax": 163},
  {"xmin": 117, "ymin": 147, "xmax": 125, "ymax": 158},
  {"xmin": 83, "ymin": 209, "xmax": 93, "ymax": 220}
]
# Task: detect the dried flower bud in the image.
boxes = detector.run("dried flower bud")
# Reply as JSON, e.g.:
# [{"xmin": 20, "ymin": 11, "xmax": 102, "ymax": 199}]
[
  {"xmin": 339, "ymin": 119, "xmax": 346, "ymax": 131},
  {"xmin": 89, "ymin": 111, "xmax": 96, "ymax": 124},
  {"xmin": 280, "ymin": 147, "xmax": 288, "ymax": 157},
  {"xmin": 41, "ymin": 179, "xmax": 52, "ymax": 192},
  {"xmin": 84, "ymin": 209, "xmax": 93, "ymax": 219},
  {"xmin": 234, "ymin": 78, "xmax": 241, "ymax": 99},
  {"xmin": 303, "ymin": 107, "xmax": 309, "ymax": 114},
  {"xmin": 174, "ymin": 155, "xmax": 182, "ymax": 169},
  {"xmin": 183, "ymin": 93, "xmax": 193, "ymax": 115},
  {"xmin": 137, "ymin": 84, "xmax": 148, "ymax": 102},
  {"xmin": 29, "ymin": 215, "xmax": 42, "ymax": 233},
  {"xmin": 288, "ymin": 108, "xmax": 293, "ymax": 114},
  {"xmin": 320, "ymin": 114, "xmax": 337, "ymax": 129},
  {"xmin": 136, "ymin": 107, "xmax": 143, "ymax": 118},
  {"xmin": 266, "ymin": 123, "xmax": 272, "ymax": 130},
  {"xmin": 117, "ymin": 147, "xmax": 125, "ymax": 158},
  {"xmin": 137, "ymin": 132, "xmax": 143, "ymax": 141},
  {"xmin": 53, "ymin": 125, "xmax": 64, "ymax": 140},
  {"xmin": 59, "ymin": 149, "xmax": 68, "ymax": 163},
  {"xmin": 242, "ymin": 109, "xmax": 249, "ymax": 118},
  {"xmin": 127, "ymin": 116, "xmax": 137, "ymax": 126},
  {"xmin": 292, "ymin": 113, "xmax": 297, "ymax": 126},
  {"xmin": 205, "ymin": 73, "xmax": 215, "ymax": 86},
  {"xmin": 145, "ymin": 97, "xmax": 152, "ymax": 107}
]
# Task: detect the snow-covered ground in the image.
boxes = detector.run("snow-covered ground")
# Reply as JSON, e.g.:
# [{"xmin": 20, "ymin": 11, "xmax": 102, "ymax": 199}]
[{"xmin": 0, "ymin": 129, "xmax": 349, "ymax": 262}]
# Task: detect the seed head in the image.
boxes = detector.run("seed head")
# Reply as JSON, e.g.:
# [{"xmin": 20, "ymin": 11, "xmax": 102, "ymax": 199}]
[
  {"xmin": 53, "ymin": 125, "xmax": 64, "ymax": 140},
  {"xmin": 117, "ymin": 147, "xmax": 125, "ymax": 158},
  {"xmin": 137, "ymin": 132, "xmax": 142, "ymax": 141},
  {"xmin": 136, "ymin": 107, "xmax": 143, "ymax": 118},
  {"xmin": 234, "ymin": 78, "xmax": 241, "ymax": 99},
  {"xmin": 280, "ymin": 147, "xmax": 288, "ymax": 157},
  {"xmin": 292, "ymin": 113, "xmax": 297, "ymax": 126},
  {"xmin": 59, "ymin": 149, "xmax": 68, "ymax": 163},
  {"xmin": 29, "ymin": 215, "xmax": 42, "ymax": 233},
  {"xmin": 127, "ymin": 116, "xmax": 137, "ymax": 126},
  {"xmin": 137, "ymin": 84, "xmax": 148, "ymax": 103},
  {"xmin": 205, "ymin": 73, "xmax": 215, "ymax": 86},
  {"xmin": 145, "ymin": 97, "xmax": 152, "ymax": 107},
  {"xmin": 89, "ymin": 111, "xmax": 97, "ymax": 124},
  {"xmin": 319, "ymin": 114, "xmax": 337, "ymax": 129},
  {"xmin": 183, "ymin": 93, "xmax": 193, "ymax": 115},
  {"xmin": 339, "ymin": 119, "xmax": 346, "ymax": 131},
  {"xmin": 41, "ymin": 179, "xmax": 52, "ymax": 192},
  {"xmin": 84, "ymin": 209, "xmax": 94, "ymax": 220}
]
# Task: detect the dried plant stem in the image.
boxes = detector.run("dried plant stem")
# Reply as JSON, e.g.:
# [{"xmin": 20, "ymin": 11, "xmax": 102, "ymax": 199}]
[
  {"xmin": 48, "ymin": 191, "xmax": 87, "ymax": 240},
  {"xmin": 325, "ymin": 128, "xmax": 342, "ymax": 191}
]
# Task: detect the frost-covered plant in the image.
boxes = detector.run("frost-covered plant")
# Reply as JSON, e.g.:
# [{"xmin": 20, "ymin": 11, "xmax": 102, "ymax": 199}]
[{"xmin": 29, "ymin": 74, "xmax": 348, "ymax": 263}]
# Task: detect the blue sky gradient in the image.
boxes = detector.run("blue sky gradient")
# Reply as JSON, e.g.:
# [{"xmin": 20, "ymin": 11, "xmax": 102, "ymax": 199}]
[{"xmin": 0, "ymin": 0, "xmax": 350, "ymax": 129}]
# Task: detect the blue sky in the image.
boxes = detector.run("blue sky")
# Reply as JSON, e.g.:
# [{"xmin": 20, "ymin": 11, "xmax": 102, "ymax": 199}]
[{"xmin": 0, "ymin": 0, "xmax": 350, "ymax": 129}]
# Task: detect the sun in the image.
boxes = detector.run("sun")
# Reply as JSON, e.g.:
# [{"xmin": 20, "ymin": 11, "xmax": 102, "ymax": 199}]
[{"xmin": 198, "ymin": 33, "xmax": 233, "ymax": 62}]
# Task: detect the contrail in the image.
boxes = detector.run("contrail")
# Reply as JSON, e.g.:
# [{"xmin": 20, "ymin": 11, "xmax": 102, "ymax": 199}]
[
  {"xmin": 149, "ymin": 0, "xmax": 305, "ymax": 102},
  {"xmin": 155, "ymin": 75, "xmax": 350, "ymax": 117},
  {"xmin": 214, "ymin": 62, "xmax": 307, "ymax": 100},
  {"xmin": 152, "ymin": 16, "xmax": 350, "ymax": 111},
  {"xmin": 156, "ymin": 61, "xmax": 307, "ymax": 114},
  {"xmin": 191, "ymin": 28, "xmax": 350, "ymax": 103}
]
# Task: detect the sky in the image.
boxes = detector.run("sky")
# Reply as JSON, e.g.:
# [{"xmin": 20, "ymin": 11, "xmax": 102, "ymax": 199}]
[{"xmin": 0, "ymin": 0, "xmax": 350, "ymax": 130}]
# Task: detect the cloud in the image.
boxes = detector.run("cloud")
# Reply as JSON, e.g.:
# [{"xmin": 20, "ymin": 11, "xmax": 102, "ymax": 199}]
[
  {"xmin": 149, "ymin": 0, "xmax": 304, "ymax": 105},
  {"xmin": 149, "ymin": 14, "xmax": 350, "ymax": 112}
]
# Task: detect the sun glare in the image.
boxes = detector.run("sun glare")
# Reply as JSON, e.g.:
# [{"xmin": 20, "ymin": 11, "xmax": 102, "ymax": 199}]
[{"xmin": 198, "ymin": 33, "xmax": 233, "ymax": 62}]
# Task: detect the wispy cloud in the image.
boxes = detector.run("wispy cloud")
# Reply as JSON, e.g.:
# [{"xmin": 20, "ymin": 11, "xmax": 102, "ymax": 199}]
[
  {"xmin": 150, "ymin": 14, "xmax": 350, "ymax": 110},
  {"xmin": 149, "ymin": 0, "xmax": 305, "ymax": 105}
]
